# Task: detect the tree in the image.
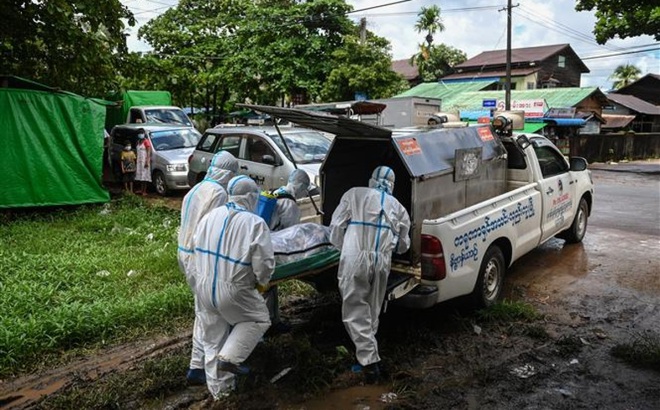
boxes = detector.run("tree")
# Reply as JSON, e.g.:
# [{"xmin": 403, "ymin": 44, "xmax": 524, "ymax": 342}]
[
  {"xmin": 136, "ymin": 0, "xmax": 357, "ymax": 113},
  {"xmin": 410, "ymin": 44, "xmax": 467, "ymax": 82},
  {"xmin": 321, "ymin": 35, "xmax": 408, "ymax": 101},
  {"xmin": 609, "ymin": 64, "xmax": 642, "ymax": 89},
  {"xmin": 414, "ymin": 5, "xmax": 444, "ymax": 48},
  {"xmin": 575, "ymin": 0, "xmax": 660, "ymax": 44},
  {"xmin": 0, "ymin": 0, "xmax": 135, "ymax": 96}
]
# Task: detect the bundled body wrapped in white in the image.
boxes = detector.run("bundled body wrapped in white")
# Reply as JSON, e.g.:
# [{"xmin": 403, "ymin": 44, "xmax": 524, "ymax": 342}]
[{"xmin": 271, "ymin": 222, "xmax": 335, "ymax": 264}]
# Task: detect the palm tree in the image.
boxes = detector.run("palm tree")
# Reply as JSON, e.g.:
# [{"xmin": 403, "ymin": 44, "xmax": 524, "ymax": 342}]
[
  {"xmin": 414, "ymin": 5, "xmax": 444, "ymax": 48},
  {"xmin": 609, "ymin": 64, "xmax": 642, "ymax": 89}
]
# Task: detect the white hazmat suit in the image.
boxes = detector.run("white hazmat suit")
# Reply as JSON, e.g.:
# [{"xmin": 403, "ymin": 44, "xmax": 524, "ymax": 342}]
[
  {"xmin": 193, "ymin": 175, "xmax": 274, "ymax": 399},
  {"xmin": 177, "ymin": 151, "xmax": 238, "ymax": 378},
  {"xmin": 269, "ymin": 169, "xmax": 311, "ymax": 231},
  {"xmin": 330, "ymin": 166, "xmax": 411, "ymax": 370}
]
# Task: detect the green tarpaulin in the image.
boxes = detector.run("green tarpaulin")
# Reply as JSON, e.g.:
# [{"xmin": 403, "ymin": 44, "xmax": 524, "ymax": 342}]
[
  {"xmin": 105, "ymin": 90, "xmax": 172, "ymax": 130},
  {"xmin": 1, "ymin": 83, "xmax": 110, "ymax": 208}
]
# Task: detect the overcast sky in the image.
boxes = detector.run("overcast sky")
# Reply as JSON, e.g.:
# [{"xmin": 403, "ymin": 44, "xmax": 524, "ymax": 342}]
[{"xmin": 121, "ymin": 0, "xmax": 660, "ymax": 91}]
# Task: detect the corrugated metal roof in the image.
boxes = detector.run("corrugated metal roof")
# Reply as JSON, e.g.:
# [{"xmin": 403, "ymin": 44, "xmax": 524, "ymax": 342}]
[
  {"xmin": 601, "ymin": 114, "xmax": 636, "ymax": 129},
  {"xmin": 393, "ymin": 79, "xmax": 496, "ymax": 100},
  {"xmin": 455, "ymin": 44, "xmax": 589, "ymax": 73},
  {"xmin": 441, "ymin": 87, "xmax": 607, "ymax": 111},
  {"xmin": 606, "ymin": 93, "xmax": 660, "ymax": 115},
  {"xmin": 391, "ymin": 59, "xmax": 419, "ymax": 80},
  {"xmin": 443, "ymin": 67, "xmax": 540, "ymax": 80}
]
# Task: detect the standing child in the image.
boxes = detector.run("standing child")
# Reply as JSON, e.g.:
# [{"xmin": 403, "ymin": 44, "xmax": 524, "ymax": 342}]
[{"xmin": 120, "ymin": 142, "xmax": 137, "ymax": 193}]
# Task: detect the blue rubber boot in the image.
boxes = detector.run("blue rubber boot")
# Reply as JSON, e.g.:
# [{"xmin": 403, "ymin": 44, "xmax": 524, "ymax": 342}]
[{"xmin": 186, "ymin": 368, "xmax": 206, "ymax": 385}]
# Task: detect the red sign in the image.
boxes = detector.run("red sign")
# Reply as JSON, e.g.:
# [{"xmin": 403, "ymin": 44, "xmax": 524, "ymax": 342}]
[
  {"xmin": 477, "ymin": 127, "xmax": 494, "ymax": 142},
  {"xmin": 477, "ymin": 116, "xmax": 491, "ymax": 124},
  {"xmin": 397, "ymin": 138, "xmax": 422, "ymax": 156}
]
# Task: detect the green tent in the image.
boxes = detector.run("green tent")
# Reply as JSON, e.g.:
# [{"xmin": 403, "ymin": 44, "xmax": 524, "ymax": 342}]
[{"xmin": 0, "ymin": 76, "xmax": 110, "ymax": 208}]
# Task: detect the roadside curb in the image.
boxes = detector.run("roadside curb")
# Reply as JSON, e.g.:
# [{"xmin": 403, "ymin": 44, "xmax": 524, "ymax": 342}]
[{"xmin": 589, "ymin": 162, "xmax": 660, "ymax": 175}]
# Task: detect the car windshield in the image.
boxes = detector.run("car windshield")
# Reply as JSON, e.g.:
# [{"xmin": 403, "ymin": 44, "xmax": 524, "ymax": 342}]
[
  {"xmin": 150, "ymin": 129, "xmax": 201, "ymax": 151},
  {"xmin": 144, "ymin": 108, "xmax": 193, "ymax": 127},
  {"xmin": 269, "ymin": 131, "xmax": 331, "ymax": 164}
]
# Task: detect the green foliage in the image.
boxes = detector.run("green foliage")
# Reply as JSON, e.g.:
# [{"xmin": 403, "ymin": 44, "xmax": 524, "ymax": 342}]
[
  {"xmin": 0, "ymin": 0, "xmax": 135, "ymax": 96},
  {"xmin": 575, "ymin": 0, "xmax": 660, "ymax": 43},
  {"xmin": 0, "ymin": 199, "xmax": 190, "ymax": 377},
  {"xmin": 414, "ymin": 5, "xmax": 445, "ymax": 45},
  {"xmin": 321, "ymin": 35, "xmax": 408, "ymax": 101},
  {"xmin": 611, "ymin": 331, "xmax": 660, "ymax": 371},
  {"xmin": 409, "ymin": 5, "xmax": 466, "ymax": 82},
  {"xmin": 411, "ymin": 43, "xmax": 467, "ymax": 82},
  {"xmin": 476, "ymin": 300, "xmax": 541, "ymax": 323},
  {"xmin": 609, "ymin": 64, "xmax": 642, "ymax": 89}
]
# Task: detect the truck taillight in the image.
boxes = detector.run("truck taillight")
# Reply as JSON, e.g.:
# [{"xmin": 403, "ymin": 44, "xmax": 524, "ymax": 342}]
[{"xmin": 421, "ymin": 234, "xmax": 446, "ymax": 281}]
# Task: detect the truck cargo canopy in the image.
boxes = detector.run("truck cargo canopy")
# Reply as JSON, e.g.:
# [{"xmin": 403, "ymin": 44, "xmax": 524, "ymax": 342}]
[{"xmin": 240, "ymin": 104, "xmax": 392, "ymax": 140}]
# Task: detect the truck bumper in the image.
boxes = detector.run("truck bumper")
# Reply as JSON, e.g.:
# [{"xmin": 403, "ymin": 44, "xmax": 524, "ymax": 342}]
[{"xmin": 394, "ymin": 285, "xmax": 438, "ymax": 309}]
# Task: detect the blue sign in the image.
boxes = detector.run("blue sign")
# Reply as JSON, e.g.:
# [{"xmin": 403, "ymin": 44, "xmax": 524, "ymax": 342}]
[{"xmin": 482, "ymin": 99, "xmax": 497, "ymax": 108}]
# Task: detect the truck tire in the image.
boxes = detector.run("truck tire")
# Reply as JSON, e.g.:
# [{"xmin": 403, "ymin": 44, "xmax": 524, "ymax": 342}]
[
  {"xmin": 153, "ymin": 171, "xmax": 169, "ymax": 196},
  {"xmin": 560, "ymin": 197, "xmax": 588, "ymax": 244},
  {"xmin": 471, "ymin": 245, "xmax": 505, "ymax": 308}
]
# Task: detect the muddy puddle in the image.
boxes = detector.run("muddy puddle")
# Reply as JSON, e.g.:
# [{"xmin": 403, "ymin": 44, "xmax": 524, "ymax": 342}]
[{"xmin": 291, "ymin": 384, "xmax": 396, "ymax": 410}]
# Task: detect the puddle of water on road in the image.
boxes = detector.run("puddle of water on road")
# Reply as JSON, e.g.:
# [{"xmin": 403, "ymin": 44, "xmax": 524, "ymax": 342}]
[{"xmin": 291, "ymin": 385, "xmax": 394, "ymax": 410}]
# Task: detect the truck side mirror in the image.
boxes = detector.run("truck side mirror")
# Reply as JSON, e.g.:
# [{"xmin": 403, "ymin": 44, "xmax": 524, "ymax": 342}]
[
  {"xmin": 516, "ymin": 134, "xmax": 531, "ymax": 150},
  {"xmin": 570, "ymin": 157, "xmax": 588, "ymax": 172}
]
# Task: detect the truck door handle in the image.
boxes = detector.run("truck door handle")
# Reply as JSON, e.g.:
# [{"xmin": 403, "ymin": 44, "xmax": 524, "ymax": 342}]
[
  {"xmin": 546, "ymin": 187, "xmax": 554, "ymax": 195},
  {"xmin": 240, "ymin": 165, "xmax": 248, "ymax": 170}
]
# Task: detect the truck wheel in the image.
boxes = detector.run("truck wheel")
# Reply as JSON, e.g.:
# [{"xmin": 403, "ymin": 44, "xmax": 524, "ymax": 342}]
[
  {"xmin": 561, "ymin": 198, "xmax": 588, "ymax": 244},
  {"xmin": 153, "ymin": 171, "xmax": 169, "ymax": 196},
  {"xmin": 472, "ymin": 245, "xmax": 505, "ymax": 308}
]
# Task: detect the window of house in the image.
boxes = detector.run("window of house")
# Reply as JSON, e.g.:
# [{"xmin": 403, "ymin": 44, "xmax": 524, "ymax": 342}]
[
  {"xmin": 527, "ymin": 82, "xmax": 535, "ymax": 90},
  {"xmin": 558, "ymin": 55, "xmax": 566, "ymax": 68}
]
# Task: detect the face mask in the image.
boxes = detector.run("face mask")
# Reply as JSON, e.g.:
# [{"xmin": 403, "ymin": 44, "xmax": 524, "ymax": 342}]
[
  {"xmin": 137, "ymin": 134, "xmax": 145, "ymax": 139},
  {"xmin": 124, "ymin": 146, "xmax": 131, "ymax": 151}
]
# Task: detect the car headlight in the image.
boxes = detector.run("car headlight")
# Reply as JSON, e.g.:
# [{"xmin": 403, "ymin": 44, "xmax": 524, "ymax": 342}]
[{"xmin": 166, "ymin": 164, "xmax": 187, "ymax": 172}]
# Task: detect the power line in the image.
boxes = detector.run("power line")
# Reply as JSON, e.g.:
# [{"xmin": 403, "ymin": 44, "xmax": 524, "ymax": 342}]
[
  {"xmin": 517, "ymin": 4, "xmax": 624, "ymax": 52},
  {"xmin": 581, "ymin": 47, "xmax": 660, "ymax": 60},
  {"xmin": 350, "ymin": 4, "xmax": 503, "ymax": 18}
]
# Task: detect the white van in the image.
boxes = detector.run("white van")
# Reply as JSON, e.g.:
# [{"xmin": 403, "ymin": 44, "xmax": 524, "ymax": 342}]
[{"xmin": 187, "ymin": 126, "xmax": 330, "ymax": 192}]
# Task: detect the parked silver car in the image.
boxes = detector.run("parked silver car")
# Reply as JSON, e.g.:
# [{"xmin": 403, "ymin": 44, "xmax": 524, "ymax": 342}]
[
  {"xmin": 187, "ymin": 126, "xmax": 331, "ymax": 193},
  {"xmin": 110, "ymin": 124, "xmax": 201, "ymax": 195}
]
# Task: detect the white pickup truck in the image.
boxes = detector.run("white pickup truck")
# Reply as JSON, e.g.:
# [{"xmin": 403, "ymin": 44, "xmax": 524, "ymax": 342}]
[
  {"xmin": 244, "ymin": 105, "xmax": 594, "ymax": 308},
  {"xmin": 397, "ymin": 132, "xmax": 593, "ymax": 308}
]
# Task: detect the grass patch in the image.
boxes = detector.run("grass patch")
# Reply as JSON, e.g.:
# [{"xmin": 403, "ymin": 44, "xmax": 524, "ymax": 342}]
[
  {"xmin": 0, "ymin": 196, "xmax": 192, "ymax": 377},
  {"xmin": 611, "ymin": 331, "xmax": 660, "ymax": 371},
  {"xmin": 476, "ymin": 300, "xmax": 541, "ymax": 323}
]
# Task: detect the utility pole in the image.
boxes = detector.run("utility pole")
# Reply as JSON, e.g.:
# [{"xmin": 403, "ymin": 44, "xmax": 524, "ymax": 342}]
[
  {"xmin": 505, "ymin": 0, "xmax": 512, "ymax": 110},
  {"xmin": 359, "ymin": 18, "xmax": 367, "ymax": 45},
  {"xmin": 500, "ymin": 0, "xmax": 518, "ymax": 110}
]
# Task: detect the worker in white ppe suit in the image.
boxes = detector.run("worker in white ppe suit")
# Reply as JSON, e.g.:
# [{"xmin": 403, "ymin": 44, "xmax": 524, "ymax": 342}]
[
  {"xmin": 193, "ymin": 175, "xmax": 274, "ymax": 399},
  {"xmin": 329, "ymin": 166, "xmax": 411, "ymax": 383},
  {"xmin": 177, "ymin": 151, "xmax": 238, "ymax": 385},
  {"xmin": 268, "ymin": 168, "xmax": 311, "ymax": 231},
  {"xmin": 262, "ymin": 169, "xmax": 311, "ymax": 333}
]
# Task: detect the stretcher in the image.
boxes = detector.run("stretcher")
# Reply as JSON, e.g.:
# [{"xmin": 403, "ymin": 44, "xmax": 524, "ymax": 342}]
[{"xmin": 270, "ymin": 248, "xmax": 340, "ymax": 284}]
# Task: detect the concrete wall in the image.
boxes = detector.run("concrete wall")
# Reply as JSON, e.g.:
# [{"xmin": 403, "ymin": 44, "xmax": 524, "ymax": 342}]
[{"xmin": 573, "ymin": 133, "xmax": 660, "ymax": 162}]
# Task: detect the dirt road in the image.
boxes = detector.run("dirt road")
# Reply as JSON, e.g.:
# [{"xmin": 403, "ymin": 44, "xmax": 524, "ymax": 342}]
[{"xmin": 2, "ymin": 169, "xmax": 658, "ymax": 409}]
